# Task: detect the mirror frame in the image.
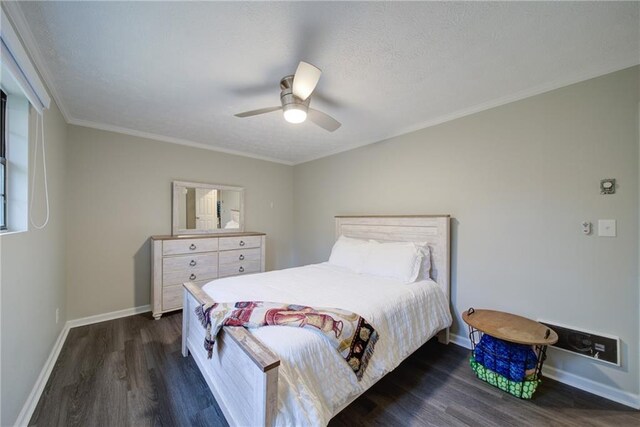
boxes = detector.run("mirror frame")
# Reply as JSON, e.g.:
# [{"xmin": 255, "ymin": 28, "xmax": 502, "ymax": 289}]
[{"xmin": 172, "ymin": 180, "xmax": 245, "ymax": 236}]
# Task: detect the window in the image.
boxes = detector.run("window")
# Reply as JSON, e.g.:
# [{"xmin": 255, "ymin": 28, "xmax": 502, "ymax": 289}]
[
  {"xmin": 2, "ymin": 8, "xmax": 48, "ymax": 233},
  {"xmin": 1, "ymin": 90, "xmax": 6, "ymax": 230}
]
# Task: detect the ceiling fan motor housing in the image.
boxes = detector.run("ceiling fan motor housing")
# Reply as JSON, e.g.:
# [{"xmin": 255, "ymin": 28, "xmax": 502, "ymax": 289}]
[{"xmin": 280, "ymin": 75, "xmax": 310, "ymax": 115}]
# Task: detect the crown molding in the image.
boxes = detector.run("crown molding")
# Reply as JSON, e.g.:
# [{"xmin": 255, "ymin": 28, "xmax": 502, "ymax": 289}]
[
  {"xmin": 294, "ymin": 61, "xmax": 640, "ymax": 165},
  {"xmin": 2, "ymin": 1, "xmax": 71, "ymax": 122},
  {"xmin": 2, "ymin": 1, "xmax": 295, "ymax": 166},
  {"xmin": 68, "ymin": 118, "xmax": 295, "ymax": 165},
  {"xmin": 4, "ymin": 1, "xmax": 638, "ymax": 167}
]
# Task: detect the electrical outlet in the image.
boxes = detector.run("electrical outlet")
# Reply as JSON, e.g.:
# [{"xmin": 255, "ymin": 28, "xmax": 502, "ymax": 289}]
[{"xmin": 56, "ymin": 308, "xmax": 59, "ymax": 324}]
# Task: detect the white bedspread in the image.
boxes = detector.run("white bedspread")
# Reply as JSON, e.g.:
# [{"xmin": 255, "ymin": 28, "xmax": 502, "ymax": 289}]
[{"xmin": 202, "ymin": 263, "xmax": 452, "ymax": 426}]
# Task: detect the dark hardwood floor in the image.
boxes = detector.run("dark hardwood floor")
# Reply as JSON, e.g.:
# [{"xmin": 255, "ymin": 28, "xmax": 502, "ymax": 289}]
[{"xmin": 30, "ymin": 312, "xmax": 639, "ymax": 426}]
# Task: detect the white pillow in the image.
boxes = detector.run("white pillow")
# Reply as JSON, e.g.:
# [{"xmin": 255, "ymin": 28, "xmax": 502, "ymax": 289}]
[
  {"xmin": 415, "ymin": 242, "xmax": 432, "ymax": 280},
  {"xmin": 328, "ymin": 235, "xmax": 371, "ymax": 273},
  {"xmin": 362, "ymin": 240, "xmax": 423, "ymax": 283}
]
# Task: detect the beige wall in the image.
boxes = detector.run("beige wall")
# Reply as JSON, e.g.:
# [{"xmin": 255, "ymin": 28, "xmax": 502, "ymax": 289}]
[
  {"xmin": 0, "ymin": 101, "xmax": 68, "ymax": 425},
  {"xmin": 2, "ymin": 65, "xmax": 637, "ymax": 421},
  {"xmin": 65, "ymin": 126, "xmax": 295, "ymax": 319},
  {"xmin": 293, "ymin": 67, "xmax": 640, "ymax": 396}
]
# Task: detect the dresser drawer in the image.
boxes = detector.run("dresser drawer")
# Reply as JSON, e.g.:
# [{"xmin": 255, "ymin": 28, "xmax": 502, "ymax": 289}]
[
  {"xmin": 219, "ymin": 260, "xmax": 262, "ymax": 278},
  {"xmin": 151, "ymin": 232, "xmax": 266, "ymax": 319},
  {"xmin": 162, "ymin": 281, "xmax": 209, "ymax": 311},
  {"xmin": 162, "ymin": 238, "xmax": 218, "ymax": 256},
  {"xmin": 218, "ymin": 248, "xmax": 261, "ymax": 266},
  {"xmin": 162, "ymin": 285, "xmax": 183, "ymax": 311},
  {"xmin": 219, "ymin": 235, "xmax": 262, "ymax": 251},
  {"xmin": 162, "ymin": 253, "xmax": 218, "ymax": 286}
]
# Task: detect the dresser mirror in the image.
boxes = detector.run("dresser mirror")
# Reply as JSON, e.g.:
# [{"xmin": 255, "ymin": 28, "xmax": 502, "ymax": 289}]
[{"xmin": 172, "ymin": 181, "xmax": 245, "ymax": 235}]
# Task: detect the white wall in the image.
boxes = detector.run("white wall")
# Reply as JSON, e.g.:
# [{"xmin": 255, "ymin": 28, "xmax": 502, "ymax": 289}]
[
  {"xmin": 65, "ymin": 126, "xmax": 295, "ymax": 319},
  {"xmin": 0, "ymin": 101, "xmax": 67, "ymax": 425},
  {"xmin": 293, "ymin": 67, "xmax": 640, "ymax": 400}
]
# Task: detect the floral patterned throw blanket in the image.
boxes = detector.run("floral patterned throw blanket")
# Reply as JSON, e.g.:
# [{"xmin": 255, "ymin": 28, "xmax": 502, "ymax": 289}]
[{"xmin": 195, "ymin": 300, "xmax": 379, "ymax": 380}]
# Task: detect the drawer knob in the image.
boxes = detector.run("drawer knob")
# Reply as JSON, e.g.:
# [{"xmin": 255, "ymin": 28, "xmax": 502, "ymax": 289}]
[
  {"xmin": 189, "ymin": 273, "xmax": 197, "ymax": 280},
  {"xmin": 189, "ymin": 260, "xmax": 197, "ymax": 266},
  {"xmin": 239, "ymin": 254, "xmax": 245, "ymax": 261},
  {"xmin": 239, "ymin": 240, "xmax": 245, "ymax": 247},
  {"xmin": 239, "ymin": 266, "xmax": 244, "ymax": 273},
  {"xmin": 189, "ymin": 244, "xmax": 197, "ymax": 250}
]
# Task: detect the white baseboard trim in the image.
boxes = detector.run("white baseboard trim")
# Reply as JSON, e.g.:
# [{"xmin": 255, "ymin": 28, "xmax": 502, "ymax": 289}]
[
  {"xmin": 449, "ymin": 333, "xmax": 640, "ymax": 410},
  {"xmin": 14, "ymin": 324, "xmax": 70, "ymax": 427},
  {"xmin": 14, "ymin": 305, "xmax": 151, "ymax": 426},
  {"xmin": 543, "ymin": 365, "xmax": 640, "ymax": 410},
  {"xmin": 449, "ymin": 332, "xmax": 472, "ymax": 349},
  {"xmin": 66, "ymin": 304, "xmax": 151, "ymax": 328}
]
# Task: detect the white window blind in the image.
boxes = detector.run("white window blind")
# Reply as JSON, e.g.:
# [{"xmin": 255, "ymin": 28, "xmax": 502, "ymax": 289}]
[
  {"xmin": 0, "ymin": 7, "xmax": 50, "ymax": 114},
  {"xmin": 1, "ymin": 6, "xmax": 51, "ymax": 231}
]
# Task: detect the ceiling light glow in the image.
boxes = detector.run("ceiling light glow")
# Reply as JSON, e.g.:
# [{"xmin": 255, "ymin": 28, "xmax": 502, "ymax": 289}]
[{"xmin": 283, "ymin": 107, "xmax": 307, "ymax": 124}]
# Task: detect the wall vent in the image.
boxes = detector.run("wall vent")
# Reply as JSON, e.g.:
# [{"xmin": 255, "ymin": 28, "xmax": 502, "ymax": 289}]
[{"xmin": 539, "ymin": 321, "xmax": 620, "ymax": 366}]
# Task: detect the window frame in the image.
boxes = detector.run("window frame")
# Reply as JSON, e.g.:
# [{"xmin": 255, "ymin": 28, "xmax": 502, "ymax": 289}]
[{"xmin": 1, "ymin": 89, "xmax": 7, "ymax": 230}]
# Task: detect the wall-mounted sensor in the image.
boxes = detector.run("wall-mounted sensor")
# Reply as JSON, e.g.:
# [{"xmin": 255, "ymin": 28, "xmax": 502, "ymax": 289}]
[
  {"xmin": 600, "ymin": 179, "xmax": 615, "ymax": 195},
  {"xmin": 581, "ymin": 221, "xmax": 592, "ymax": 235}
]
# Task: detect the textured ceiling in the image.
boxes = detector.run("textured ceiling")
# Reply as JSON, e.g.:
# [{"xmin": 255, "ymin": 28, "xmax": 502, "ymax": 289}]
[{"xmin": 12, "ymin": 1, "xmax": 640, "ymax": 164}]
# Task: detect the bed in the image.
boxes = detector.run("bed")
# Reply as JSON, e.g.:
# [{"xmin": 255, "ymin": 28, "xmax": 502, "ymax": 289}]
[{"xmin": 181, "ymin": 215, "xmax": 452, "ymax": 426}]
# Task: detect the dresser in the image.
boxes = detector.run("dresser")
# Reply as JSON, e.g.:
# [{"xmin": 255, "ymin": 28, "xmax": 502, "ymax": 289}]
[{"xmin": 151, "ymin": 232, "xmax": 266, "ymax": 319}]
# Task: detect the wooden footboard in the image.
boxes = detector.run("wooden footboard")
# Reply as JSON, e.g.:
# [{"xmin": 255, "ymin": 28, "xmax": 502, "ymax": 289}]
[{"xmin": 182, "ymin": 282, "xmax": 280, "ymax": 427}]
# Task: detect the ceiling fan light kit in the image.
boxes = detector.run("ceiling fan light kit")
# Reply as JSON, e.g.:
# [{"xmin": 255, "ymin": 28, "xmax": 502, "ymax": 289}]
[
  {"xmin": 280, "ymin": 75, "xmax": 309, "ymax": 124},
  {"xmin": 235, "ymin": 61, "xmax": 341, "ymax": 132},
  {"xmin": 283, "ymin": 105, "xmax": 307, "ymax": 124}
]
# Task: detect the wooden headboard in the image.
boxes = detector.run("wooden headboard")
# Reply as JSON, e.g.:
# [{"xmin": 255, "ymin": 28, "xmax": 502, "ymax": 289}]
[{"xmin": 335, "ymin": 215, "xmax": 451, "ymax": 304}]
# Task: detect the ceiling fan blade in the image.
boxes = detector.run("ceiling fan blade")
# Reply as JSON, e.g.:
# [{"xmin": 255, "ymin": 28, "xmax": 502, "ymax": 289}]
[
  {"xmin": 292, "ymin": 61, "xmax": 321, "ymax": 101},
  {"xmin": 308, "ymin": 108, "xmax": 341, "ymax": 132},
  {"xmin": 234, "ymin": 106, "xmax": 282, "ymax": 118}
]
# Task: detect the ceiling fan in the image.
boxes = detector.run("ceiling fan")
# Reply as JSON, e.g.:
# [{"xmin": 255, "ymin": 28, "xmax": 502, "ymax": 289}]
[{"xmin": 234, "ymin": 61, "xmax": 341, "ymax": 132}]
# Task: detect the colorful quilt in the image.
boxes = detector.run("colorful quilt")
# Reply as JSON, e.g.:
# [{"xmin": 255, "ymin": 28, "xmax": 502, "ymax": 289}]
[{"xmin": 195, "ymin": 300, "xmax": 379, "ymax": 380}]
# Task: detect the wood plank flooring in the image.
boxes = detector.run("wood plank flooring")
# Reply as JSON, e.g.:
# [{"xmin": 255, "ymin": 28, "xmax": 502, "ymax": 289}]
[{"xmin": 30, "ymin": 312, "xmax": 639, "ymax": 426}]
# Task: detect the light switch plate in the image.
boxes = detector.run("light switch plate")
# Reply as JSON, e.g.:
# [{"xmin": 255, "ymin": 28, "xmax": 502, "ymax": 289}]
[{"xmin": 598, "ymin": 219, "xmax": 616, "ymax": 237}]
